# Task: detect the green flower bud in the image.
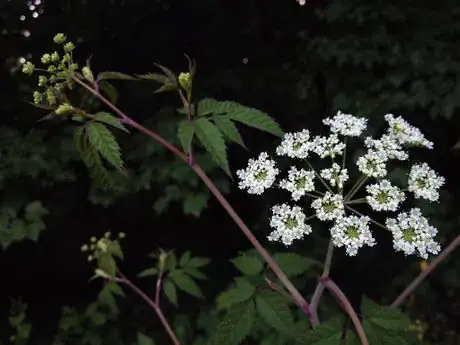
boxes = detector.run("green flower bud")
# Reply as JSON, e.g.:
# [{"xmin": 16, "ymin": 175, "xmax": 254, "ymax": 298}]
[
  {"xmin": 82, "ymin": 66, "xmax": 95, "ymax": 83},
  {"xmin": 90, "ymin": 237, "xmax": 97, "ymax": 243},
  {"xmin": 51, "ymin": 51, "xmax": 60, "ymax": 63},
  {"xmin": 55, "ymin": 103, "xmax": 74, "ymax": 115},
  {"xmin": 62, "ymin": 53, "xmax": 71, "ymax": 64},
  {"xmin": 45, "ymin": 89, "xmax": 56, "ymax": 105},
  {"xmin": 53, "ymin": 33, "xmax": 67, "ymax": 44},
  {"xmin": 118, "ymin": 232, "xmax": 126, "ymax": 239},
  {"xmin": 33, "ymin": 91, "xmax": 42, "ymax": 104},
  {"xmin": 81, "ymin": 244, "xmax": 89, "ymax": 252},
  {"xmin": 63, "ymin": 42, "xmax": 75, "ymax": 53},
  {"xmin": 47, "ymin": 65, "xmax": 57, "ymax": 73},
  {"xmin": 22, "ymin": 61, "xmax": 35, "ymax": 75},
  {"xmin": 38, "ymin": 75, "xmax": 47, "ymax": 87},
  {"xmin": 41, "ymin": 54, "xmax": 51, "ymax": 64},
  {"xmin": 178, "ymin": 72, "xmax": 192, "ymax": 91}
]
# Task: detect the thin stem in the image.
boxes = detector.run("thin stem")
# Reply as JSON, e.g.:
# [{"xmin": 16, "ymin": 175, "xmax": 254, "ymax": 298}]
[
  {"xmin": 306, "ymin": 160, "xmax": 333, "ymax": 193},
  {"xmin": 155, "ymin": 268, "xmax": 164, "ymax": 306},
  {"xmin": 321, "ymin": 277, "xmax": 369, "ymax": 345},
  {"xmin": 193, "ymin": 165, "xmax": 310, "ymax": 314},
  {"xmin": 265, "ymin": 277, "xmax": 296, "ymax": 304},
  {"xmin": 74, "ymin": 75, "xmax": 312, "ymax": 317},
  {"xmin": 391, "ymin": 233, "xmax": 460, "ymax": 308},
  {"xmin": 117, "ymin": 270, "xmax": 181, "ymax": 345},
  {"xmin": 344, "ymin": 174, "xmax": 367, "ymax": 201},
  {"xmin": 342, "ymin": 138, "xmax": 347, "ymax": 170},
  {"xmin": 346, "ymin": 206, "xmax": 388, "ymax": 231},
  {"xmin": 310, "ymin": 239, "xmax": 335, "ymax": 327},
  {"xmin": 346, "ymin": 198, "xmax": 367, "ymax": 205}
]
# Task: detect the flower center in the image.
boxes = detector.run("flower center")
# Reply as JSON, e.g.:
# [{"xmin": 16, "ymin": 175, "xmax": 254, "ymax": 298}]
[
  {"xmin": 345, "ymin": 226, "xmax": 359, "ymax": 239},
  {"xmin": 402, "ymin": 228, "xmax": 416, "ymax": 242},
  {"xmin": 254, "ymin": 169, "xmax": 268, "ymax": 181},
  {"xmin": 295, "ymin": 177, "xmax": 307, "ymax": 190},
  {"xmin": 285, "ymin": 216, "xmax": 298, "ymax": 229}
]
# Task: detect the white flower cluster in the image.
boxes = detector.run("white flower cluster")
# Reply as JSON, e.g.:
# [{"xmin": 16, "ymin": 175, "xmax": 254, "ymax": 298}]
[
  {"xmin": 386, "ymin": 208, "xmax": 441, "ymax": 258},
  {"xmin": 236, "ymin": 110, "xmax": 444, "ymax": 258}
]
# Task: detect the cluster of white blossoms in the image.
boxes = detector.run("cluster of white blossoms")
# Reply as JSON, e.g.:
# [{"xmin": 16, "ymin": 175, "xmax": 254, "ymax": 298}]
[{"xmin": 236, "ymin": 110, "xmax": 445, "ymax": 258}]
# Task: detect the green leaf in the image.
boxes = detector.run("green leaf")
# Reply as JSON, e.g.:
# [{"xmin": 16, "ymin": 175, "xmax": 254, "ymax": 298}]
[
  {"xmin": 153, "ymin": 82, "xmax": 179, "ymax": 94},
  {"xmin": 214, "ymin": 300, "xmax": 255, "ymax": 345},
  {"xmin": 213, "ymin": 115, "xmax": 246, "ymax": 148},
  {"xmin": 196, "ymin": 98, "xmax": 220, "ymax": 116},
  {"xmin": 163, "ymin": 279, "xmax": 178, "ymax": 306},
  {"xmin": 170, "ymin": 270, "xmax": 204, "ymax": 298},
  {"xmin": 361, "ymin": 297, "xmax": 411, "ymax": 331},
  {"xmin": 24, "ymin": 201, "xmax": 49, "ymax": 221},
  {"xmin": 298, "ymin": 317, "xmax": 343, "ymax": 345},
  {"xmin": 227, "ymin": 105, "xmax": 284, "ymax": 137},
  {"xmin": 27, "ymin": 221, "xmax": 46, "ymax": 241},
  {"xmin": 97, "ymin": 254, "xmax": 117, "ymax": 278},
  {"xmin": 98, "ymin": 286, "xmax": 118, "ymax": 314},
  {"xmin": 136, "ymin": 73, "xmax": 169, "ymax": 84},
  {"xmin": 255, "ymin": 290, "xmax": 294, "ymax": 332},
  {"xmin": 98, "ymin": 71, "xmax": 137, "ymax": 81},
  {"xmin": 186, "ymin": 257, "xmax": 211, "ymax": 268},
  {"xmin": 216, "ymin": 279, "xmax": 256, "ymax": 309},
  {"xmin": 106, "ymin": 282, "xmax": 125, "ymax": 297},
  {"xmin": 93, "ymin": 112, "xmax": 129, "ymax": 133},
  {"xmin": 183, "ymin": 193, "xmax": 208, "ymax": 217},
  {"xmin": 183, "ymin": 267, "xmax": 207, "ymax": 280},
  {"xmin": 179, "ymin": 251, "xmax": 192, "ymax": 267},
  {"xmin": 138, "ymin": 267, "xmax": 159, "ymax": 278},
  {"xmin": 137, "ymin": 332, "xmax": 156, "ymax": 345},
  {"xmin": 273, "ymin": 253, "xmax": 318, "ymax": 278},
  {"xmin": 86, "ymin": 122, "xmax": 124, "ymax": 171},
  {"xmin": 194, "ymin": 117, "xmax": 230, "ymax": 176},
  {"xmin": 363, "ymin": 320, "xmax": 410, "ymax": 345},
  {"xmin": 177, "ymin": 120, "xmax": 195, "ymax": 154},
  {"xmin": 231, "ymin": 255, "xmax": 264, "ymax": 276},
  {"xmin": 98, "ymin": 81, "xmax": 119, "ymax": 104},
  {"xmin": 206, "ymin": 100, "xmax": 283, "ymax": 137}
]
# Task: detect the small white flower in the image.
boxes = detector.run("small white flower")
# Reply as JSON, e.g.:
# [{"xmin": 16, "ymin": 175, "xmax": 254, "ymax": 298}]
[
  {"xmin": 323, "ymin": 110, "xmax": 368, "ymax": 137},
  {"xmin": 279, "ymin": 166, "xmax": 315, "ymax": 201},
  {"xmin": 311, "ymin": 192, "xmax": 345, "ymax": 221},
  {"xmin": 320, "ymin": 163, "xmax": 349, "ymax": 189},
  {"xmin": 356, "ymin": 150, "xmax": 388, "ymax": 178},
  {"xmin": 386, "ymin": 208, "xmax": 441, "ymax": 259},
  {"xmin": 365, "ymin": 180, "xmax": 405, "ymax": 211},
  {"xmin": 408, "ymin": 163, "xmax": 445, "ymax": 202},
  {"xmin": 330, "ymin": 215, "xmax": 376, "ymax": 256},
  {"xmin": 384, "ymin": 114, "xmax": 433, "ymax": 149},
  {"xmin": 276, "ymin": 129, "xmax": 312, "ymax": 159},
  {"xmin": 311, "ymin": 134, "xmax": 346, "ymax": 159},
  {"xmin": 268, "ymin": 204, "xmax": 312, "ymax": 246},
  {"xmin": 364, "ymin": 134, "xmax": 408, "ymax": 161},
  {"xmin": 237, "ymin": 152, "xmax": 279, "ymax": 195}
]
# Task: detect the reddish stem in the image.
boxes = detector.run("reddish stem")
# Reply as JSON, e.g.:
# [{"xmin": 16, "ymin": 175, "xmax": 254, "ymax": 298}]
[
  {"xmin": 117, "ymin": 270, "xmax": 181, "ymax": 345},
  {"xmin": 320, "ymin": 277, "xmax": 368, "ymax": 345},
  {"xmin": 391, "ymin": 233, "xmax": 460, "ymax": 308},
  {"xmin": 72, "ymin": 75, "xmax": 311, "ymax": 316}
]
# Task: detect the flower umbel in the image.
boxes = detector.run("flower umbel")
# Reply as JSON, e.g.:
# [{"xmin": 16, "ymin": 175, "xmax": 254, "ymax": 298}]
[
  {"xmin": 330, "ymin": 215, "xmax": 376, "ymax": 256},
  {"xmin": 386, "ymin": 208, "xmax": 441, "ymax": 259},
  {"xmin": 320, "ymin": 163, "xmax": 349, "ymax": 189},
  {"xmin": 279, "ymin": 166, "xmax": 315, "ymax": 201},
  {"xmin": 311, "ymin": 192, "xmax": 345, "ymax": 221},
  {"xmin": 408, "ymin": 163, "xmax": 445, "ymax": 202},
  {"xmin": 268, "ymin": 204, "xmax": 312, "ymax": 246},
  {"xmin": 323, "ymin": 110, "xmax": 368, "ymax": 137},
  {"xmin": 366, "ymin": 180, "xmax": 406, "ymax": 212},
  {"xmin": 276, "ymin": 129, "xmax": 312, "ymax": 159},
  {"xmin": 236, "ymin": 152, "xmax": 279, "ymax": 195}
]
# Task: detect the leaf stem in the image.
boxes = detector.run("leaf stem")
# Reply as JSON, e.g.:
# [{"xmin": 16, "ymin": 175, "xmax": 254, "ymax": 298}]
[
  {"xmin": 306, "ymin": 159, "xmax": 333, "ymax": 193},
  {"xmin": 345, "ymin": 174, "xmax": 367, "ymax": 201},
  {"xmin": 117, "ymin": 270, "xmax": 181, "ymax": 345},
  {"xmin": 310, "ymin": 238, "xmax": 334, "ymax": 327}
]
